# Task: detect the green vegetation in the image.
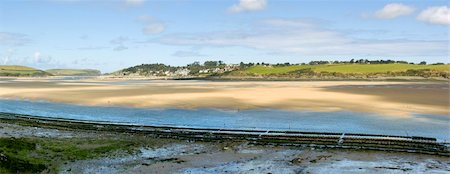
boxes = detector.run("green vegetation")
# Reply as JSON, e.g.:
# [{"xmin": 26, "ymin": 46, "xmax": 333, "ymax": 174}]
[
  {"xmin": 229, "ymin": 64, "xmax": 450, "ymax": 78},
  {"xmin": 237, "ymin": 64, "xmax": 450, "ymax": 75},
  {"xmin": 116, "ymin": 63, "xmax": 177, "ymax": 76},
  {"xmin": 114, "ymin": 61, "xmax": 227, "ymax": 76},
  {"xmin": 242, "ymin": 65, "xmax": 317, "ymax": 75},
  {"xmin": 0, "ymin": 65, "xmax": 50, "ymax": 77},
  {"xmin": 0, "ymin": 136, "xmax": 168, "ymax": 173},
  {"xmin": 314, "ymin": 64, "xmax": 450, "ymax": 73},
  {"xmin": 0, "ymin": 116, "xmax": 175, "ymax": 173},
  {"xmin": 0, "ymin": 138, "xmax": 46, "ymax": 173},
  {"xmin": 6, "ymin": 59, "xmax": 445, "ymax": 79},
  {"xmin": 46, "ymin": 69, "xmax": 101, "ymax": 76},
  {"xmin": 115, "ymin": 60, "xmax": 449, "ymax": 79},
  {"xmin": 0, "ymin": 66, "xmax": 100, "ymax": 77}
]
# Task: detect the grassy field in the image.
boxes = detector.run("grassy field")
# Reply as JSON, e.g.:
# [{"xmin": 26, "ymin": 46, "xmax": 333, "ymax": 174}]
[
  {"xmin": 46, "ymin": 69, "xmax": 101, "ymax": 76},
  {"xmin": 0, "ymin": 65, "xmax": 50, "ymax": 77},
  {"xmin": 237, "ymin": 64, "xmax": 450, "ymax": 75},
  {"xmin": 0, "ymin": 115, "xmax": 178, "ymax": 173}
]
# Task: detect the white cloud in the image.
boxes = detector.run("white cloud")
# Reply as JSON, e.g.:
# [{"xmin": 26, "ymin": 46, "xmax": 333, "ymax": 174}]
[
  {"xmin": 158, "ymin": 18, "xmax": 448, "ymax": 57},
  {"xmin": 138, "ymin": 15, "xmax": 165, "ymax": 34},
  {"xmin": 160, "ymin": 19, "xmax": 349, "ymax": 54},
  {"xmin": 229, "ymin": 0, "xmax": 267, "ymax": 13},
  {"xmin": 417, "ymin": 6, "xmax": 450, "ymax": 25},
  {"xmin": 125, "ymin": 0, "xmax": 145, "ymax": 6},
  {"xmin": 375, "ymin": 3, "xmax": 415, "ymax": 19}
]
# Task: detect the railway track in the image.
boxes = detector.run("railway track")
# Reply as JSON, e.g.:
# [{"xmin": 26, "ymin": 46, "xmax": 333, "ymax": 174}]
[{"xmin": 1, "ymin": 112, "xmax": 448, "ymax": 156}]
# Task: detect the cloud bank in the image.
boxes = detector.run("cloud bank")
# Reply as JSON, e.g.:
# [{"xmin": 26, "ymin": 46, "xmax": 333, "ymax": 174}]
[{"xmin": 158, "ymin": 18, "xmax": 448, "ymax": 57}]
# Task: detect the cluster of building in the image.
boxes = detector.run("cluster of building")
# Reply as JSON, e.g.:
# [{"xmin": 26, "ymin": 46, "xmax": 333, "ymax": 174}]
[{"xmin": 117, "ymin": 64, "xmax": 240, "ymax": 78}]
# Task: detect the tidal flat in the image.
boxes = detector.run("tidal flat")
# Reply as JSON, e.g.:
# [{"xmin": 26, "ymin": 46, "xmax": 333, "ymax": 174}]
[
  {"xmin": 0, "ymin": 78, "xmax": 449, "ymax": 173},
  {"xmin": 0, "ymin": 79, "xmax": 448, "ymax": 116},
  {"xmin": 1, "ymin": 120, "xmax": 449, "ymax": 174}
]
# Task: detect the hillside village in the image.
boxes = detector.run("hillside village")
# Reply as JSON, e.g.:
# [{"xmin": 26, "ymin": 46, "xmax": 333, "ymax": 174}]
[{"xmin": 113, "ymin": 61, "xmax": 241, "ymax": 78}]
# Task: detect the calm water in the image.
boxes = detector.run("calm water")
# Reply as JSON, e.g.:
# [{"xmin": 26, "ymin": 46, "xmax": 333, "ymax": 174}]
[{"xmin": 0, "ymin": 99, "xmax": 448, "ymax": 141}]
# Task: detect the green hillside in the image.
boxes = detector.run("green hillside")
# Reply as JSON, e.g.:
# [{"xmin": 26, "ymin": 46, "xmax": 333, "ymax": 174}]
[
  {"xmin": 46, "ymin": 69, "xmax": 101, "ymax": 76},
  {"xmin": 0, "ymin": 65, "xmax": 51, "ymax": 77},
  {"xmin": 243, "ymin": 65, "xmax": 318, "ymax": 75},
  {"xmin": 228, "ymin": 64, "xmax": 450, "ymax": 78},
  {"xmin": 236, "ymin": 64, "xmax": 449, "ymax": 74},
  {"xmin": 313, "ymin": 64, "xmax": 450, "ymax": 73}
]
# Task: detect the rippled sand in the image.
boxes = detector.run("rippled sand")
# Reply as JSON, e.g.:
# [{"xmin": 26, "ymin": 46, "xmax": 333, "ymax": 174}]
[{"xmin": 0, "ymin": 79, "xmax": 448, "ymax": 116}]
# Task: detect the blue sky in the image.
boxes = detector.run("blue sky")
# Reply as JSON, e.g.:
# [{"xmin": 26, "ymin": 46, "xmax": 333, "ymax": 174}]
[{"xmin": 0, "ymin": 0, "xmax": 448, "ymax": 72}]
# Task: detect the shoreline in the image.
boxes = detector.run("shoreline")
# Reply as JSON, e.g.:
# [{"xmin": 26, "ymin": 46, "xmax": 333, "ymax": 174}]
[
  {"xmin": 1, "ymin": 75, "xmax": 449, "ymax": 82},
  {"xmin": 1, "ymin": 111, "xmax": 447, "ymax": 144},
  {"xmin": 1, "ymin": 112, "xmax": 449, "ymax": 173}
]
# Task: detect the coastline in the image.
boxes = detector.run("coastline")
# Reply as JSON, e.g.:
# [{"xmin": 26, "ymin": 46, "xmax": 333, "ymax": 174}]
[
  {"xmin": 1, "ymin": 74, "xmax": 449, "ymax": 82},
  {"xmin": 1, "ymin": 113, "xmax": 449, "ymax": 173}
]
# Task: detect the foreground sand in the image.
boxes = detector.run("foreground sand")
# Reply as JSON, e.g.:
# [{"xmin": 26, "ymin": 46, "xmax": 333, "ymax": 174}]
[{"xmin": 0, "ymin": 79, "xmax": 448, "ymax": 116}]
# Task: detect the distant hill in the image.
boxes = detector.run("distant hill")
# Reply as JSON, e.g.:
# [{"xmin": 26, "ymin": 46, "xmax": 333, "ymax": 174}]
[
  {"xmin": 46, "ymin": 69, "xmax": 101, "ymax": 76},
  {"xmin": 113, "ymin": 60, "xmax": 450, "ymax": 80},
  {"xmin": 234, "ymin": 64, "xmax": 450, "ymax": 75},
  {"xmin": 0, "ymin": 65, "xmax": 51, "ymax": 77},
  {"xmin": 113, "ymin": 61, "xmax": 231, "ymax": 77},
  {"xmin": 227, "ymin": 64, "xmax": 450, "ymax": 79}
]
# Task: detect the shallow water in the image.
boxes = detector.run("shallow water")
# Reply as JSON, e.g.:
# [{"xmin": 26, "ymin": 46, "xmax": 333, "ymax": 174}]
[{"xmin": 0, "ymin": 99, "xmax": 448, "ymax": 141}]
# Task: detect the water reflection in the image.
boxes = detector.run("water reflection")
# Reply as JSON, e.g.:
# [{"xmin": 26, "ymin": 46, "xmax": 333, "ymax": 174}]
[{"xmin": 0, "ymin": 99, "xmax": 448, "ymax": 141}]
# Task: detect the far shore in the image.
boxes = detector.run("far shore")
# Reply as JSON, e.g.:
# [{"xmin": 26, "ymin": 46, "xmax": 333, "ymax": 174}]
[
  {"xmin": 0, "ymin": 79, "xmax": 448, "ymax": 117},
  {"xmin": 1, "ymin": 74, "xmax": 450, "ymax": 82}
]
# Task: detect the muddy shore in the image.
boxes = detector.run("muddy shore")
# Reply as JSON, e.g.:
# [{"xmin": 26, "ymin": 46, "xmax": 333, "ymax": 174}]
[{"xmin": 1, "ymin": 117, "xmax": 449, "ymax": 173}]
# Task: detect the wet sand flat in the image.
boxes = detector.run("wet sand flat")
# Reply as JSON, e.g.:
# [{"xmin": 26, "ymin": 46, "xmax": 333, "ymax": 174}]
[{"xmin": 0, "ymin": 79, "xmax": 448, "ymax": 116}]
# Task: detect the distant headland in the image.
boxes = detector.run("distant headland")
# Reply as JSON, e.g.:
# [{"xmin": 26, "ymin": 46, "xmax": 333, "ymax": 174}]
[{"xmin": 1, "ymin": 59, "xmax": 449, "ymax": 80}]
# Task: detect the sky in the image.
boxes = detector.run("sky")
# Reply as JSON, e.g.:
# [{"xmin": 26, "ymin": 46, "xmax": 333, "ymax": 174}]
[{"xmin": 0, "ymin": 0, "xmax": 449, "ymax": 73}]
